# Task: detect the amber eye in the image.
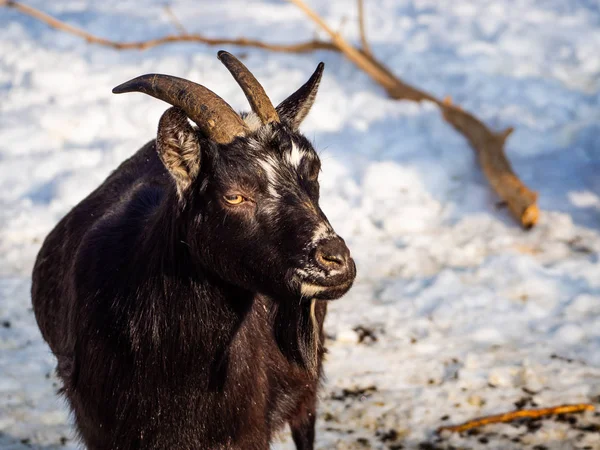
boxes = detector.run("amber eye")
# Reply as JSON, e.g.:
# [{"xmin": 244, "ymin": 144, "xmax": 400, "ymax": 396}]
[{"xmin": 224, "ymin": 194, "xmax": 245, "ymax": 205}]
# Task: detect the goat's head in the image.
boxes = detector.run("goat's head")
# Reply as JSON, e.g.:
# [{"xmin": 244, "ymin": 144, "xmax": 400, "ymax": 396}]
[{"xmin": 113, "ymin": 51, "xmax": 355, "ymax": 300}]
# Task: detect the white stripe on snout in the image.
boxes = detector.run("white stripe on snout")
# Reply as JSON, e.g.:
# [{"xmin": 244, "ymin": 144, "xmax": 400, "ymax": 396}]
[
  {"xmin": 300, "ymin": 282, "xmax": 328, "ymax": 297},
  {"xmin": 312, "ymin": 222, "xmax": 335, "ymax": 244},
  {"xmin": 286, "ymin": 143, "xmax": 305, "ymax": 168}
]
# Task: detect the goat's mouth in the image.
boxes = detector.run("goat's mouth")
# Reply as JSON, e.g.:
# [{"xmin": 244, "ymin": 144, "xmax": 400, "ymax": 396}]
[
  {"xmin": 293, "ymin": 262, "xmax": 356, "ymax": 300},
  {"xmin": 299, "ymin": 278, "xmax": 355, "ymax": 300}
]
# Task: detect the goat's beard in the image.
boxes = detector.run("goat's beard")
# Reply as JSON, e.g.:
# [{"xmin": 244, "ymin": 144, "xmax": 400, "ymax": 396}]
[{"xmin": 268, "ymin": 295, "xmax": 322, "ymax": 375}]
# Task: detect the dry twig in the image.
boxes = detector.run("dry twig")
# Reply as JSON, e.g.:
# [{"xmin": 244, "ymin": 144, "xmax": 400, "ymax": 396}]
[
  {"xmin": 163, "ymin": 5, "xmax": 188, "ymax": 36},
  {"xmin": 357, "ymin": 0, "xmax": 372, "ymax": 56},
  {"xmin": 2, "ymin": 0, "xmax": 540, "ymax": 227},
  {"xmin": 437, "ymin": 403, "xmax": 595, "ymax": 434}
]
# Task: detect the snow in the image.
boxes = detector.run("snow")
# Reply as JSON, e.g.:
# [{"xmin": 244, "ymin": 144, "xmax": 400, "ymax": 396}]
[{"xmin": 1, "ymin": 0, "xmax": 599, "ymax": 449}]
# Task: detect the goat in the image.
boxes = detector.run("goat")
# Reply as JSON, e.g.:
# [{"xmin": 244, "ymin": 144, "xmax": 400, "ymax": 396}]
[{"xmin": 31, "ymin": 51, "xmax": 356, "ymax": 450}]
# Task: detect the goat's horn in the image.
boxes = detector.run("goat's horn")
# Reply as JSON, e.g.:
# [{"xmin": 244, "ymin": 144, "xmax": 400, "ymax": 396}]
[
  {"xmin": 217, "ymin": 51, "xmax": 280, "ymax": 125},
  {"xmin": 112, "ymin": 74, "xmax": 248, "ymax": 144}
]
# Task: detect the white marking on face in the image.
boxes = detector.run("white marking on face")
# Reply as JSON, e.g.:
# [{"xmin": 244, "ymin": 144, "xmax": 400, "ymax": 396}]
[
  {"xmin": 258, "ymin": 156, "xmax": 277, "ymax": 183},
  {"xmin": 258, "ymin": 156, "xmax": 281, "ymax": 198},
  {"xmin": 286, "ymin": 143, "xmax": 305, "ymax": 168},
  {"xmin": 312, "ymin": 222, "xmax": 334, "ymax": 244}
]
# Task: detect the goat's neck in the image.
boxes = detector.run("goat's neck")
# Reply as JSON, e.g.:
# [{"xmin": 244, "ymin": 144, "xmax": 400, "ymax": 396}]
[{"xmin": 125, "ymin": 193, "xmax": 253, "ymax": 364}]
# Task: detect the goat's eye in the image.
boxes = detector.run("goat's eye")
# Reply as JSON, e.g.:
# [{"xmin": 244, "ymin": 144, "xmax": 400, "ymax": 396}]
[{"xmin": 224, "ymin": 194, "xmax": 245, "ymax": 205}]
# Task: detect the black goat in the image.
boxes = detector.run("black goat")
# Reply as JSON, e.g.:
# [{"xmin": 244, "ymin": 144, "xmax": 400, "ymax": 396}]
[{"xmin": 31, "ymin": 51, "xmax": 356, "ymax": 449}]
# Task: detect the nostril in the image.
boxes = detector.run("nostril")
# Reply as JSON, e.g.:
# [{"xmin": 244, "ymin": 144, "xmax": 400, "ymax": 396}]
[
  {"xmin": 317, "ymin": 252, "xmax": 344, "ymax": 268},
  {"xmin": 315, "ymin": 238, "xmax": 349, "ymax": 270}
]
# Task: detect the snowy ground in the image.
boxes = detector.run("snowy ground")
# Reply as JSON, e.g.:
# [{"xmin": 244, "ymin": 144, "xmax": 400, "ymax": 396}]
[{"xmin": 1, "ymin": 0, "xmax": 600, "ymax": 449}]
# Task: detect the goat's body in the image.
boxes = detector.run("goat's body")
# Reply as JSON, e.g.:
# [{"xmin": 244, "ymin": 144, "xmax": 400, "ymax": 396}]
[
  {"xmin": 32, "ymin": 142, "xmax": 327, "ymax": 449},
  {"xmin": 32, "ymin": 54, "xmax": 355, "ymax": 449}
]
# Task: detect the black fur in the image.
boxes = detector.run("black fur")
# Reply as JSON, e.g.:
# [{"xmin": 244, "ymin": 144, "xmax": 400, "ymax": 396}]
[{"xmin": 32, "ymin": 76, "xmax": 355, "ymax": 449}]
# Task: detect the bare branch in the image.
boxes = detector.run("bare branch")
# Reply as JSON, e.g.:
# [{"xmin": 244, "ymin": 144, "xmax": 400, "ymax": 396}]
[
  {"xmin": 1, "ymin": 0, "xmax": 337, "ymax": 53},
  {"xmin": 438, "ymin": 404, "xmax": 595, "ymax": 434},
  {"xmin": 357, "ymin": 0, "xmax": 372, "ymax": 56},
  {"xmin": 439, "ymin": 101, "xmax": 539, "ymax": 227}
]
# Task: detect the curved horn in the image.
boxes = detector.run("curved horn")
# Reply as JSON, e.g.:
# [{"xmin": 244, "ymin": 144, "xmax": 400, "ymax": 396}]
[
  {"xmin": 112, "ymin": 74, "xmax": 248, "ymax": 144},
  {"xmin": 217, "ymin": 51, "xmax": 280, "ymax": 125}
]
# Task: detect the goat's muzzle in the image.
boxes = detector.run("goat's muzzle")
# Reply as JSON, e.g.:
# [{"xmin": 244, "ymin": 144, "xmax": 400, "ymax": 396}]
[{"xmin": 297, "ymin": 236, "xmax": 356, "ymax": 300}]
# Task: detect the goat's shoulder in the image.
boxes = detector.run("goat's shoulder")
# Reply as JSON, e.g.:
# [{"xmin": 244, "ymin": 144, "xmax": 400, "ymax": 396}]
[
  {"xmin": 32, "ymin": 141, "xmax": 171, "ymax": 347},
  {"xmin": 40, "ymin": 140, "xmax": 167, "ymax": 249},
  {"xmin": 79, "ymin": 139, "xmax": 169, "ymax": 224}
]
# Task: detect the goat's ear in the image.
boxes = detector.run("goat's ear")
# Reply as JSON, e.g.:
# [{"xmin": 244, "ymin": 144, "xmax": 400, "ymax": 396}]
[
  {"xmin": 275, "ymin": 62, "xmax": 324, "ymax": 131},
  {"xmin": 156, "ymin": 107, "xmax": 201, "ymax": 197}
]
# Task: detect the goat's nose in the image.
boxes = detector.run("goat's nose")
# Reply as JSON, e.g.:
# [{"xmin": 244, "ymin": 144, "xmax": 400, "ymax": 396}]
[{"xmin": 315, "ymin": 238, "xmax": 350, "ymax": 271}]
